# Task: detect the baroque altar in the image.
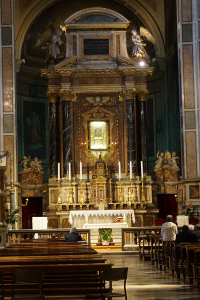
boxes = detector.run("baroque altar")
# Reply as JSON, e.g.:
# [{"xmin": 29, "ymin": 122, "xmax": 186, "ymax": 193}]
[{"xmin": 27, "ymin": 7, "xmax": 159, "ymax": 232}]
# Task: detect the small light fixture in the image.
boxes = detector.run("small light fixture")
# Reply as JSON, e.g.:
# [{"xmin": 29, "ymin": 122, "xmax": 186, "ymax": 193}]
[{"xmin": 139, "ymin": 61, "xmax": 145, "ymax": 67}]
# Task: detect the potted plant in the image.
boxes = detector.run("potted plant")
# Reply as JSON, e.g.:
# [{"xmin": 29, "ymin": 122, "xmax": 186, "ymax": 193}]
[
  {"xmin": 184, "ymin": 206, "xmax": 197, "ymax": 218},
  {"xmin": 5, "ymin": 209, "xmax": 19, "ymax": 229},
  {"xmin": 100, "ymin": 229, "xmax": 112, "ymax": 245}
]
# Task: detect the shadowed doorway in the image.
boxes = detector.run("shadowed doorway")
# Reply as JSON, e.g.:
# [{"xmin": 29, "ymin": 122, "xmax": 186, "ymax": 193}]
[
  {"xmin": 22, "ymin": 197, "xmax": 43, "ymax": 229},
  {"xmin": 157, "ymin": 194, "xmax": 178, "ymax": 221}
]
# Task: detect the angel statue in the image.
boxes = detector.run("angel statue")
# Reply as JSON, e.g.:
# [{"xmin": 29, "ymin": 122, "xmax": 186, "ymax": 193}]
[
  {"xmin": 168, "ymin": 152, "xmax": 180, "ymax": 171},
  {"xmin": 154, "ymin": 151, "xmax": 164, "ymax": 170},
  {"xmin": 20, "ymin": 156, "xmax": 31, "ymax": 172},
  {"xmin": 35, "ymin": 28, "xmax": 63, "ymax": 62},
  {"xmin": 30, "ymin": 157, "xmax": 44, "ymax": 173},
  {"xmin": 85, "ymin": 96, "xmax": 111, "ymax": 106},
  {"xmin": 131, "ymin": 27, "xmax": 156, "ymax": 60}
]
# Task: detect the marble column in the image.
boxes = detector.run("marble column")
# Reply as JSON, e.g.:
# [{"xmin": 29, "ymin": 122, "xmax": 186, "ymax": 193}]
[
  {"xmin": 62, "ymin": 100, "xmax": 72, "ymax": 175},
  {"xmin": 47, "ymin": 92, "xmax": 59, "ymax": 177},
  {"xmin": 125, "ymin": 89, "xmax": 136, "ymax": 175},
  {"xmin": 137, "ymin": 90, "xmax": 149, "ymax": 174},
  {"xmin": 60, "ymin": 89, "xmax": 77, "ymax": 176}
]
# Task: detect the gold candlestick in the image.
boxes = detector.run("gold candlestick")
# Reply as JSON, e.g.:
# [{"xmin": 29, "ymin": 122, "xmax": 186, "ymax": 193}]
[
  {"xmin": 141, "ymin": 177, "xmax": 146, "ymax": 202},
  {"xmin": 79, "ymin": 179, "xmax": 84, "ymax": 204},
  {"xmin": 57, "ymin": 179, "xmax": 62, "ymax": 204},
  {"xmin": 118, "ymin": 179, "xmax": 123, "ymax": 203},
  {"xmin": 68, "ymin": 179, "xmax": 73, "ymax": 204}
]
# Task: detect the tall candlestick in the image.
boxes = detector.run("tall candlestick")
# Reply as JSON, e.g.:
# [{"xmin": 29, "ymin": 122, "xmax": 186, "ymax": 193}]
[
  {"xmin": 80, "ymin": 161, "xmax": 82, "ymax": 179},
  {"xmin": 69, "ymin": 162, "xmax": 71, "ymax": 180},
  {"xmin": 140, "ymin": 161, "xmax": 143, "ymax": 178},
  {"xmin": 130, "ymin": 161, "xmax": 132, "ymax": 179},
  {"xmin": 58, "ymin": 163, "xmax": 60, "ymax": 180},
  {"xmin": 118, "ymin": 161, "xmax": 121, "ymax": 179}
]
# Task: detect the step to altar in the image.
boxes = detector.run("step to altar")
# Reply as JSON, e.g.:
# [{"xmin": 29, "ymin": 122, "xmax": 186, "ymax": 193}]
[{"xmin": 92, "ymin": 245, "xmax": 122, "ymax": 252}]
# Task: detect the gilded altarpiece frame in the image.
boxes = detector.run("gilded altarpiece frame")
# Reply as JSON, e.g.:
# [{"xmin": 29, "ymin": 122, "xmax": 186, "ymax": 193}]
[{"xmin": 72, "ymin": 93, "xmax": 125, "ymax": 175}]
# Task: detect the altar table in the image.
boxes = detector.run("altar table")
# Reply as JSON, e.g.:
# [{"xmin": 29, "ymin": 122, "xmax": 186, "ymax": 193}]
[
  {"xmin": 69, "ymin": 210, "xmax": 135, "ymax": 226},
  {"xmin": 83, "ymin": 222, "xmax": 128, "ymax": 229}
]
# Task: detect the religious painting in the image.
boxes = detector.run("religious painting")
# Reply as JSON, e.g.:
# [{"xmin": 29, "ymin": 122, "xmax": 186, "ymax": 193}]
[
  {"xmin": 190, "ymin": 185, "xmax": 199, "ymax": 199},
  {"xmin": 89, "ymin": 121, "xmax": 109, "ymax": 150},
  {"xmin": 22, "ymin": 97, "xmax": 48, "ymax": 160}
]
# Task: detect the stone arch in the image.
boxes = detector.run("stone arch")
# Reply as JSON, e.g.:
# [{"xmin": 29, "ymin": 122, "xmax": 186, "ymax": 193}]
[
  {"xmin": 16, "ymin": 0, "xmax": 165, "ymax": 61},
  {"xmin": 64, "ymin": 7, "xmax": 129, "ymax": 23}
]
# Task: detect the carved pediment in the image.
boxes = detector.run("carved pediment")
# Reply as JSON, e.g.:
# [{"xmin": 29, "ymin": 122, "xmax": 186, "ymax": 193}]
[
  {"xmin": 81, "ymin": 106, "xmax": 115, "ymax": 119},
  {"xmin": 54, "ymin": 56, "xmax": 77, "ymax": 70},
  {"xmin": 117, "ymin": 55, "xmax": 140, "ymax": 68}
]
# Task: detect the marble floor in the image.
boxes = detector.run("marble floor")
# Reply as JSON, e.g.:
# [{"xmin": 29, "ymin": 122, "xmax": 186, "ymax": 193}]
[{"xmin": 102, "ymin": 254, "xmax": 200, "ymax": 300}]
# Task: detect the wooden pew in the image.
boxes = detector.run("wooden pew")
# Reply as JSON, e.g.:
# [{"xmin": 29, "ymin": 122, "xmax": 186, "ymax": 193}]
[
  {"xmin": 139, "ymin": 235, "xmax": 151, "ymax": 261},
  {"xmin": 0, "ymin": 240, "xmax": 114, "ymax": 299}
]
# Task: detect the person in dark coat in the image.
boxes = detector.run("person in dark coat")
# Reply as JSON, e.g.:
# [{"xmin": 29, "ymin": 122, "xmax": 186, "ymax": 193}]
[
  {"xmin": 65, "ymin": 227, "xmax": 83, "ymax": 242},
  {"xmin": 175, "ymin": 225, "xmax": 198, "ymax": 243},
  {"xmin": 193, "ymin": 225, "xmax": 200, "ymax": 239}
]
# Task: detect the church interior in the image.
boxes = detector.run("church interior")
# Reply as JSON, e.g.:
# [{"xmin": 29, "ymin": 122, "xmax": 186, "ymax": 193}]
[{"xmin": 0, "ymin": 0, "xmax": 200, "ymax": 298}]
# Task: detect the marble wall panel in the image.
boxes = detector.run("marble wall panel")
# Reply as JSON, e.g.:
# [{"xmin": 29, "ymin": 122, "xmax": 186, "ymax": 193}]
[
  {"xmin": 1, "ymin": 27, "xmax": 12, "ymax": 45},
  {"xmin": 2, "ymin": 48, "xmax": 13, "ymax": 112},
  {"xmin": 1, "ymin": 0, "xmax": 12, "ymax": 25},
  {"xmin": 183, "ymin": 45, "xmax": 194, "ymax": 109},
  {"xmin": 186, "ymin": 131, "xmax": 197, "ymax": 178},
  {"xmin": 3, "ymin": 114, "xmax": 13, "ymax": 133},
  {"xmin": 185, "ymin": 111, "xmax": 196, "ymax": 129},
  {"xmin": 182, "ymin": 24, "xmax": 193, "ymax": 42},
  {"xmin": 3, "ymin": 135, "xmax": 13, "ymax": 181},
  {"xmin": 182, "ymin": 0, "xmax": 192, "ymax": 22},
  {"xmin": 198, "ymin": 0, "xmax": 200, "ymax": 18}
]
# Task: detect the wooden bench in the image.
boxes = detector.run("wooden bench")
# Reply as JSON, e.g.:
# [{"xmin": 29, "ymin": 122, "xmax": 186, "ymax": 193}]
[{"xmin": 0, "ymin": 240, "xmax": 114, "ymax": 299}]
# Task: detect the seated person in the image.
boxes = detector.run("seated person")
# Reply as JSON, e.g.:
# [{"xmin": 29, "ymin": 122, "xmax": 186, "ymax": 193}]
[
  {"xmin": 65, "ymin": 227, "xmax": 83, "ymax": 242},
  {"xmin": 193, "ymin": 225, "xmax": 200, "ymax": 239},
  {"xmin": 188, "ymin": 224, "xmax": 194, "ymax": 231},
  {"xmin": 176, "ymin": 225, "xmax": 198, "ymax": 243}
]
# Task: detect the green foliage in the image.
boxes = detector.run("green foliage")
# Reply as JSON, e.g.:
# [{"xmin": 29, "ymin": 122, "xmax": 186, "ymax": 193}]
[
  {"xmin": 100, "ymin": 229, "xmax": 112, "ymax": 241},
  {"xmin": 185, "ymin": 206, "xmax": 197, "ymax": 218},
  {"xmin": 5, "ymin": 209, "xmax": 19, "ymax": 225}
]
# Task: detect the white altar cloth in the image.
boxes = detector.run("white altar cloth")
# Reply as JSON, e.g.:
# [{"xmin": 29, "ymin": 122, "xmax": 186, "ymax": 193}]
[
  {"xmin": 32, "ymin": 217, "xmax": 47, "ymax": 229},
  {"xmin": 177, "ymin": 215, "xmax": 189, "ymax": 227},
  {"xmin": 69, "ymin": 210, "xmax": 135, "ymax": 225},
  {"xmin": 83, "ymin": 222, "xmax": 128, "ymax": 229}
]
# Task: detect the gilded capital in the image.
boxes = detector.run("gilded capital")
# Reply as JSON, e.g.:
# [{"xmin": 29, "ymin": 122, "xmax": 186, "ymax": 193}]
[
  {"xmin": 46, "ymin": 91, "xmax": 59, "ymax": 103},
  {"xmin": 119, "ymin": 90, "xmax": 125, "ymax": 101},
  {"xmin": 60, "ymin": 89, "xmax": 77, "ymax": 102},
  {"xmin": 124, "ymin": 88, "xmax": 136, "ymax": 99},
  {"xmin": 136, "ymin": 90, "xmax": 149, "ymax": 101}
]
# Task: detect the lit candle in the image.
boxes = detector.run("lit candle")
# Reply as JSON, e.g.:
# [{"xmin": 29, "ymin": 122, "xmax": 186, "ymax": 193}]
[
  {"xmin": 80, "ymin": 161, "xmax": 82, "ymax": 180},
  {"xmin": 118, "ymin": 161, "xmax": 121, "ymax": 179},
  {"xmin": 130, "ymin": 161, "xmax": 132, "ymax": 179},
  {"xmin": 69, "ymin": 162, "xmax": 71, "ymax": 180},
  {"xmin": 140, "ymin": 161, "xmax": 143, "ymax": 178},
  {"xmin": 58, "ymin": 163, "xmax": 60, "ymax": 180}
]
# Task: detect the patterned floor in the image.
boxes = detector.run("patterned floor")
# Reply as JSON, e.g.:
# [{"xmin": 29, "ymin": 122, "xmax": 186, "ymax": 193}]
[{"xmin": 102, "ymin": 254, "xmax": 200, "ymax": 300}]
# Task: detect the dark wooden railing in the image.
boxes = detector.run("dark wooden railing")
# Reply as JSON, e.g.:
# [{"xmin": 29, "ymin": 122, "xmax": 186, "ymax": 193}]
[
  {"xmin": 122, "ymin": 226, "xmax": 162, "ymax": 250},
  {"xmin": 8, "ymin": 228, "xmax": 91, "ymax": 245}
]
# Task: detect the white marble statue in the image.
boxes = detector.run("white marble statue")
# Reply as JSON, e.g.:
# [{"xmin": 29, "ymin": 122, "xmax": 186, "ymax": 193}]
[
  {"xmin": 35, "ymin": 28, "xmax": 63, "ymax": 62},
  {"xmin": 30, "ymin": 157, "xmax": 44, "ymax": 173},
  {"xmin": 131, "ymin": 27, "xmax": 156, "ymax": 60},
  {"xmin": 154, "ymin": 151, "xmax": 164, "ymax": 170}
]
